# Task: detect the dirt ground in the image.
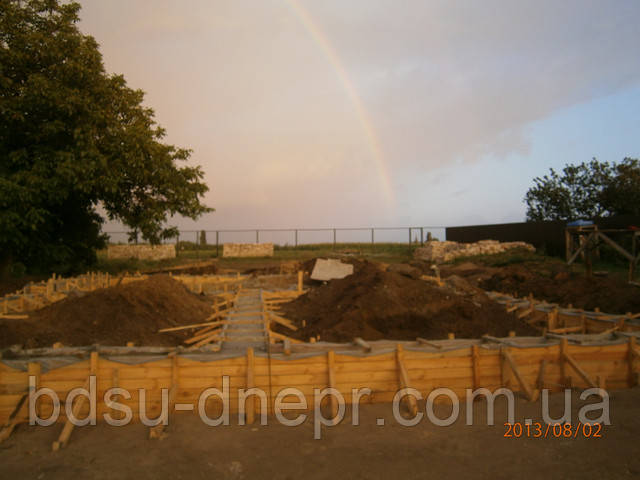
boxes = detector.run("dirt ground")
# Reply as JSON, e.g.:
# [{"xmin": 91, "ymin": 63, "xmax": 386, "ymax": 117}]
[
  {"xmin": 0, "ymin": 275, "xmax": 213, "ymax": 349},
  {"xmin": 280, "ymin": 261, "xmax": 537, "ymax": 342},
  {"xmin": 0, "ymin": 388, "xmax": 638, "ymax": 479},
  {"xmin": 439, "ymin": 262, "xmax": 640, "ymax": 314}
]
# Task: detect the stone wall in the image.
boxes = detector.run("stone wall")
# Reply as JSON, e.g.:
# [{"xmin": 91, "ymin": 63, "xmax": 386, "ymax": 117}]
[
  {"xmin": 107, "ymin": 244, "xmax": 176, "ymax": 261},
  {"xmin": 414, "ymin": 239, "xmax": 535, "ymax": 263},
  {"xmin": 222, "ymin": 243, "xmax": 274, "ymax": 258}
]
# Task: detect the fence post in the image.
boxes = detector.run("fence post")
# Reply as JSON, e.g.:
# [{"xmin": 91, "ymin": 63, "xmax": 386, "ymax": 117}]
[
  {"xmin": 420, "ymin": 227, "xmax": 424, "ymax": 246},
  {"xmin": 195, "ymin": 231, "xmax": 199, "ymax": 258},
  {"xmin": 216, "ymin": 231, "xmax": 219, "ymax": 257},
  {"xmin": 176, "ymin": 232, "xmax": 180, "ymax": 257},
  {"xmin": 371, "ymin": 228, "xmax": 374, "ymax": 245},
  {"xmin": 256, "ymin": 230, "xmax": 259, "ymax": 244},
  {"xmin": 333, "ymin": 229, "xmax": 336, "ymax": 249},
  {"xmin": 295, "ymin": 229, "xmax": 298, "ymax": 248},
  {"xmin": 408, "ymin": 228, "xmax": 411, "ymax": 245}
]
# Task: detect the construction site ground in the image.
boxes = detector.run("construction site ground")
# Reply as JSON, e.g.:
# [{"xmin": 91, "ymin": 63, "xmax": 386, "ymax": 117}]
[
  {"xmin": 1, "ymin": 249, "xmax": 639, "ymax": 480},
  {"xmin": 0, "ymin": 389, "xmax": 638, "ymax": 479},
  {"xmin": 2, "ymin": 250, "xmax": 639, "ymax": 349}
]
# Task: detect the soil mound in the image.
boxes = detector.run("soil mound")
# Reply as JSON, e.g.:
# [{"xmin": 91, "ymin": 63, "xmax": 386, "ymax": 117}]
[
  {"xmin": 280, "ymin": 261, "xmax": 537, "ymax": 342},
  {"xmin": 0, "ymin": 275, "xmax": 212, "ymax": 349},
  {"xmin": 479, "ymin": 268, "xmax": 640, "ymax": 314}
]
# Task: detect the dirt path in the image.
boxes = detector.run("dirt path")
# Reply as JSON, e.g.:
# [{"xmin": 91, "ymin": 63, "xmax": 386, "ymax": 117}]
[{"xmin": 1, "ymin": 389, "xmax": 638, "ymax": 479}]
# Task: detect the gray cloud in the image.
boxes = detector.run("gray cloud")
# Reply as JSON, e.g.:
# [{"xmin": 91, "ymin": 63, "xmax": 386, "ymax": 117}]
[{"xmin": 80, "ymin": 0, "xmax": 640, "ymax": 229}]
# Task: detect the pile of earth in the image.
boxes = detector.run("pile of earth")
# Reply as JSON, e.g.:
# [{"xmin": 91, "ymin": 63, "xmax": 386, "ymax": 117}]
[
  {"xmin": 0, "ymin": 275, "xmax": 212, "ymax": 349},
  {"xmin": 278, "ymin": 260, "xmax": 537, "ymax": 342},
  {"xmin": 436, "ymin": 261, "xmax": 640, "ymax": 314},
  {"xmin": 477, "ymin": 266, "xmax": 640, "ymax": 314}
]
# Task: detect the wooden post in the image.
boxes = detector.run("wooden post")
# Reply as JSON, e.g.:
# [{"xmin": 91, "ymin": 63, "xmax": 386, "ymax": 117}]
[
  {"xmin": 501, "ymin": 347, "xmax": 513, "ymax": 388},
  {"xmin": 536, "ymin": 359, "xmax": 547, "ymax": 390},
  {"xmin": 396, "ymin": 345, "xmax": 418, "ymax": 417},
  {"xmin": 29, "ymin": 362, "xmax": 41, "ymax": 419},
  {"xmin": 297, "ymin": 271, "xmax": 303, "ymax": 293},
  {"xmin": 111, "ymin": 368, "xmax": 121, "ymax": 420},
  {"xmin": 565, "ymin": 228, "xmax": 572, "ymax": 262},
  {"xmin": 560, "ymin": 338, "xmax": 567, "ymax": 388},
  {"xmin": 585, "ymin": 233, "xmax": 593, "ymax": 277},
  {"xmin": 170, "ymin": 354, "xmax": 178, "ymax": 409},
  {"xmin": 246, "ymin": 348, "xmax": 255, "ymax": 425},
  {"xmin": 327, "ymin": 350, "xmax": 338, "ymax": 424},
  {"xmin": 629, "ymin": 336, "xmax": 637, "ymax": 387},
  {"xmin": 471, "ymin": 345, "xmax": 480, "ymax": 390},
  {"xmin": 548, "ymin": 307, "xmax": 559, "ymax": 331}
]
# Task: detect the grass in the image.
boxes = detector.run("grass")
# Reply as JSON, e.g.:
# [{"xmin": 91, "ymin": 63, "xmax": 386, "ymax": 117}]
[
  {"xmin": 447, "ymin": 248, "xmax": 635, "ymax": 282},
  {"xmin": 95, "ymin": 242, "xmax": 421, "ymax": 274}
]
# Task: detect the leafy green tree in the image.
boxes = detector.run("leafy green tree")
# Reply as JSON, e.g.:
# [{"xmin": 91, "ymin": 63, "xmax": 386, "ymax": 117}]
[
  {"xmin": 524, "ymin": 158, "xmax": 640, "ymax": 221},
  {"xmin": 0, "ymin": 0, "xmax": 212, "ymax": 275},
  {"xmin": 601, "ymin": 158, "xmax": 640, "ymax": 216}
]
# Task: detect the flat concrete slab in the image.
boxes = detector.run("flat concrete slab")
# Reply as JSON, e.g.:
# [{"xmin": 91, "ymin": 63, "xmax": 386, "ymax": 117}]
[{"xmin": 310, "ymin": 258, "xmax": 354, "ymax": 281}]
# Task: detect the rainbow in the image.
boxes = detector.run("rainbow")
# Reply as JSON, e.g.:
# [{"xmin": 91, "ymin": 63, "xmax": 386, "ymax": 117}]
[{"xmin": 286, "ymin": 0, "xmax": 395, "ymax": 204}]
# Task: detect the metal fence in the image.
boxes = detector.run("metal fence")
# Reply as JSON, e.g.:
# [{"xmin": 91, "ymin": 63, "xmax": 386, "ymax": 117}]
[{"xmin": 103, "ymin": 226, "xmax": 448, "ymax": 255}]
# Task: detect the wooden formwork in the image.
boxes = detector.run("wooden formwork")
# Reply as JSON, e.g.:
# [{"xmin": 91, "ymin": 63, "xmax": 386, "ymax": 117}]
[
  {"xmin": 0, "ymin": 272, "xmax": 247, "ymax": 317},
  {"xmin": 1, "ymin": 335, "xmax": 638, "ymax": 431},
  {"xmin": 488, "ymin": 292, "xmax": 640, "ymax": 335}
]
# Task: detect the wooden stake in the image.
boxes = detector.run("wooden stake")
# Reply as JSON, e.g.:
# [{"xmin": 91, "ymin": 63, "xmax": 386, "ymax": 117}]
[
  {"xmin": 472, "ymin": 345, "xmax": 480, "ymax": 390},
  {"xmin": 53, "ymin": 352, "xmax": 98, "ymax": 451},
  {"xmin": 501, "ymin": 349, "xmax": 535, "ymax": 400},
  {"xmin": 327, "ymin": 350, "xmax": 338, "ymax": 424},
  {"xmin": 111, "ymin": 368, "xmax": 121, "ymax": 420},
  {"xmin": 246, "ymin": 347, "xmax": 255, "ymax": 425},
  {"xmin": 629, "ymin": 336, "xmax": 637, "ymax": 387},
  {"xmin": 563, "ymin": 351, "xmax": 597, "ymax": 388},
  {"xmin": 396, "ymin": 345, "xmax": 418, "ymax": 417},
  {"xmin": 559, "ymin": 338, "xmax": 567, "ymax": 387},
  {"xmin": 536, "ymin": 359, "xmax": 547, "ymax": 391},
  {"xmin": 0, "ymin": 362, "xmax": 40, "ymax": 443},
  {"xmin": 297, "ymin": 271, "xmax": 303, "ymax": 293}
]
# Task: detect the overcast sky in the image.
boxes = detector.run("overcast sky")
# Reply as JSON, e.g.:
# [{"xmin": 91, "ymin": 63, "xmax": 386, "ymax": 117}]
[{"xmin": 79, "ymin": 0, "xmax": 640, "ymax": 240}]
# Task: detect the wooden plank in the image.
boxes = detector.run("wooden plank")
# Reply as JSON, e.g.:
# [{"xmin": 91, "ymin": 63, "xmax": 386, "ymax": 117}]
[
  {"xmin": 267, "ymin": 312, "xmax": 298, "ymax": 331},
  {"xmin": 184, "ymin": 327, "xmax": 223, "ymax": 345},
  {"xmin": 416, "ymin": 337, "xmax": 443, "ymax": 349},
  {"xmin": 268, "ymin": 330, "xmax": 303, "ymax": 344},
  {"xmin": 353, "ymin": 337, "xmax": 372, "ymax": 352}
]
